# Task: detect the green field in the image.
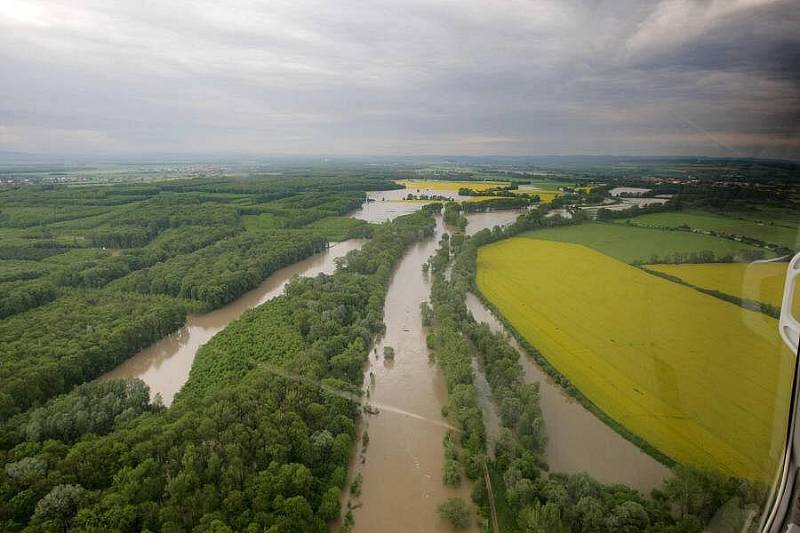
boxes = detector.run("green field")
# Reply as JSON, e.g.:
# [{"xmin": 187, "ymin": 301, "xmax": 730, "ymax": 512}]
[
  {"xmin": 477, "ymin": 237, "xmax": 793, "ymax": 480},
  {"xmin": 728, "ymin": 206, "xmax": 800, "ymax": 230},
  {"xmin": 648, "ymin": 262, "xmax": 800, "ymax": 317},
  {"xmin": 622, "ymin": 210, "xmax": 799, "ymax": 249},
  {"xmin": 522, "ymin": 222, "xmax": 770, "ymax": 263}
]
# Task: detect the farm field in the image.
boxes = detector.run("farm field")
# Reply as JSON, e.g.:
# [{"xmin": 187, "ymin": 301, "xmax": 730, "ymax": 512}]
[
  {"xmin": 622, "ymin": 210, "xmax": 799, "ymax": 249},
  {"xmin": 522, "ymin": 222, "xmax": 771, "ymax": 263},
  {"xmin": 648, "ymin": 262, "xmax": 800, "ymax": 317},
  {"xmin": 392, "ymin": 178, "xmax": 564, "ymax": 204},
  {"xmin": 728, "ymin": 206, "xmax": 800, "ymax": 230},
  {"xmin": 395, "ymin": 179, "xmax": 508, "ymax": 191},
  {"xmin": 476, "ymin": 237, "xmax": 794, "ymax": 480},
  {"xmin": 513, "ymin": 189, "xmax": 561, "ymax": 202}
]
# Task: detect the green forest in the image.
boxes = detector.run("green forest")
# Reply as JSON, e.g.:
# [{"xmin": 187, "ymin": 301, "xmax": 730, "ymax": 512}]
[
  {"xmin": 0, "ymin": 175, "xmax": 400, "ymax": 421},
  {"xmin": 0, "ymin": 171, "xmax": 445, "ymax": 531}
]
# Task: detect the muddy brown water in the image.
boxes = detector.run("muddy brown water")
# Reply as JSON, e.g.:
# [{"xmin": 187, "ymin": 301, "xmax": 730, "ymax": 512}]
[
  {"xmin": 341, "ymin": 202, "xmax": 666, "ymax": 533},
  {"xmin": 338, "ymin": 206, "xmax": 522, "ymax": 532},
  {"xmin": 464, "ymin": 292, "xmax": 671, "ymax": 493},
  {"xmin": 343, "ymin": 215, "xmax": 479, "ymax": 533},
  {"xmin": 464, "ymin": 209, "xmax": 523, "ymax": 236},
  {"xmin": 99, "ymin": 239, "xmax": 366, "ymax": 405}
]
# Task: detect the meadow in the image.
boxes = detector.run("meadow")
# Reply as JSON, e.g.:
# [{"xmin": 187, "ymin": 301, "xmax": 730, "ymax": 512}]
[
  {"xmin": 648, "ymin": 261, "xmax": 800, "ymax": 317},
  {"xmin": 523, "ymin": 222, "xmax": 771, "ymax": 263},
  {"xmin": 476, "ymin": 237, "xmax": 794, "ymax": 480},
  {"xmin": 622, "ymin": 210, "xmax": 799, "ymax": 249}
]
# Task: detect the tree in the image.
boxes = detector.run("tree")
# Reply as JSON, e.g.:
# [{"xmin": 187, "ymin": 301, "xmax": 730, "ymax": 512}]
[
  {"xmin": 518, "ymin": 502, "xmax": 568, "ymax": 533},
  {"xmin": 317, "ymin": 487, "xmax": 341, "ymax": 522},
  {"xmin": 437, "ymin": 497, "xmax": 471, "ymax": 531},
  {"xmin": 574, "ymin": 496, "xmax": 605, "ymax": 532},
  {"xmin": 662, "ymin": 466, "xmax": 708, "ymax": 520},
  {"xmin": 33, "ymin": 484, "xmax": 86, "ymax": 533},
  {"xmin": 605, "ymin": 501, "xmax": 649, "ymax": 533}
]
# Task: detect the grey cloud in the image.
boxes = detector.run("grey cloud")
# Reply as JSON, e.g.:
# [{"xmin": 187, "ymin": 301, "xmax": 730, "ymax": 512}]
[{"xmin": 0, "ymin": 0, "xmax": 797, "ymax": 158}]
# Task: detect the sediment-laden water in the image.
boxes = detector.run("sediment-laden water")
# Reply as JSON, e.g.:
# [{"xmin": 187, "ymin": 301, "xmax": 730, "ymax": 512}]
[
  {"xmin": 464, "ymin": 292, "xmax": 671, "ymax": 493},
  {"xmin": 99, "ymin": 239, "xmax": 366, "ymax": 405},
  {"xmin": 344, "ymin": 216, "xmax": 478, "ymax": 532}
]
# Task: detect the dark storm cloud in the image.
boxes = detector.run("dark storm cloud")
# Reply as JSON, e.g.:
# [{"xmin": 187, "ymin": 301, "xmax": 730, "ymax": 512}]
[{"xmin": 0, "ymin": 0, "xmax": 798, "ymax": 157}]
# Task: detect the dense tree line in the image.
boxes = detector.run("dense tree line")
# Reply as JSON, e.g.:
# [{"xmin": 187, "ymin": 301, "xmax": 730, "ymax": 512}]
[
  {"xmin": 427, "ymin": 236, "xmax": 487, "ymax": 486},
  {"xmin": 110, "ymin": 232, "xmax": 327, "ymax": 309},
  {"xmin": 0, "ymin": 206, "xmax": 438, "ymax": 532},
  {"xmin": 634, "ymin": 248, "xmax": 765, "ymax": 265},
  {"xmin": 460, "ymin": 197, "xmax": 530, "ymax": 212},
  {"xmin": 0, "ymin": 279, "xmax": 58, "ymax": 319},
  {"xmin": 0, "ymin": 291, "xmax": 187, "ymax": 420},
  {"xmin": 0, "ymin": 206, "xmax": 112, "ymax": 228},
  {"xmin": 594, "ymin": 201, "xmax": 679, "ymax": 221},
  {"xmin": 2, "ymin": 379, "xmax": 157, "ymax": 447},
  {"xmin": 457, "ymin": 184, "xmax": 518, "ymax": 196},
  {"xmin": 0, "ymin": 260, "xmax": 52, "ymax": 283},
  {"xmin": 0, "ymin": 243, "xmax": 71, "ymax": 261},
  {"xmin": 443, "ymin": 202, "xmax": 468, "ymax": 232}
]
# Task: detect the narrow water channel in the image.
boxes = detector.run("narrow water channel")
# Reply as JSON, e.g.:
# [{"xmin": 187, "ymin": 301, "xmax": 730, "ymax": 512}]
[
  {"xmin": 464, "ymin": 292, "xmax": 671, "ymax": 493},
  {"xmin": 99, "ymin": 239, "xmax": 366, "ymax": 405}
]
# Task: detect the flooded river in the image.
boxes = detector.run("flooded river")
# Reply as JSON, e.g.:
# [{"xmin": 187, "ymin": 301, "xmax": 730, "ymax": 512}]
[
  {"xmin": 99, "ymin": 239, "xmax": 366, "ymax": 405},
  {"xmin": 345, "ymin": 215, "xmax": 478, "ymax": 533},
  {"xmin": 343, "ymin": 199, "xmax": 666, "ymax": 533},
  {"xmin": 104, "ymin": 189, "xmax": 666, "ymax": 533},
  {"xmin": 464, "ymin": 292, "xmax": 671, "ymax": 493}
]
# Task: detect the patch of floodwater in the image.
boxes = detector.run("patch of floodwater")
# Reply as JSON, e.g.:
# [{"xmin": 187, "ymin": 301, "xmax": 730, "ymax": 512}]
[
  {"xmin": 609, "ymin": 186, "xmax": 652, "ymax": 196},
  {"xmin": 351, "ymin": 190, "xmax": 526, "ymax": 230},
  {"xmin": 464, "ymin": 292, "xmax": 671, "ymax": 494},
  {"xmin": 371, "ymin": 187, "xmax": 478, "ymax": 203},
  {"xmin": 98, "ymin": 239, "xmax": 366, "ymax": 405},
  {"xmin": 350, "ymin": 198, "xmax": 423, "ymax": 223},
  {"xmin": 465, "ymin": 209, "xmax": 522, "ymax": 236}
]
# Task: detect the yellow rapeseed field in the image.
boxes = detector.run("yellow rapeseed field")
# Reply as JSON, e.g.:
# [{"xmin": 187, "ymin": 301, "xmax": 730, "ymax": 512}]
[
  {"xmin": 648, "ymin": 262, "xmax": 800, "ymax": 317},
  {"xmin": 512, "ymin": 189, "xmax": 562, "ymax": 203},
  {"xmin": 395, "ymin": 179, "xmax": 508, "ymax": 191},
  {"xmin": 477, "ymin": 238, "xmax": 794, "ymax": 481}
]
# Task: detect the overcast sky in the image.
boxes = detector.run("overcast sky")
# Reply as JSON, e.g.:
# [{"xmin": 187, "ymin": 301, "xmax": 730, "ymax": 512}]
[{"xmin": 0, "ymin": 0, "xmax": 798, "ymax": 158}]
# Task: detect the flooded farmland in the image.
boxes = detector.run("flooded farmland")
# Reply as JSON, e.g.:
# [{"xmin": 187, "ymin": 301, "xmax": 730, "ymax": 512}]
[{"xmin": 99, "ymin": 239, "xmax": 366, "ymax": 405}]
